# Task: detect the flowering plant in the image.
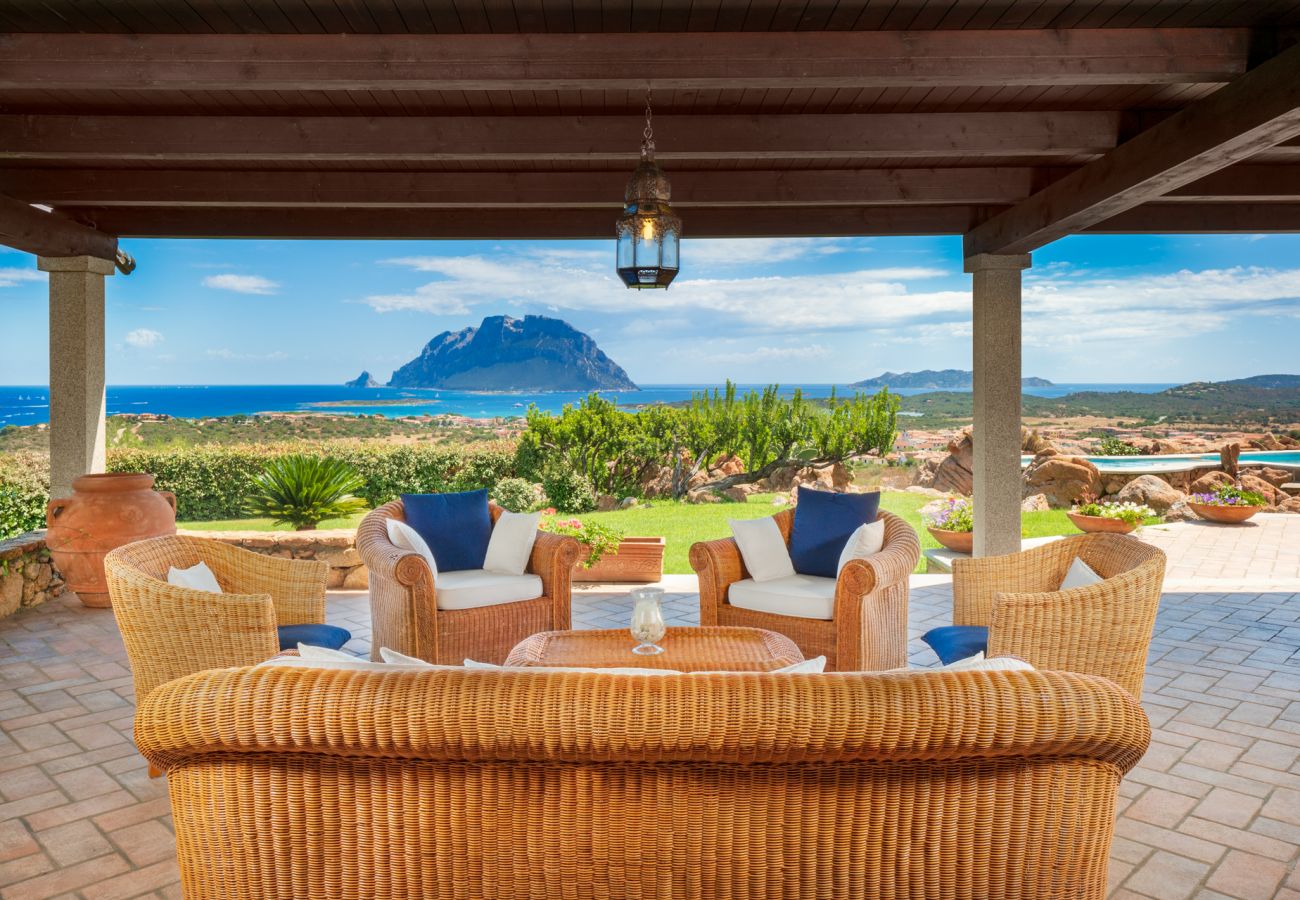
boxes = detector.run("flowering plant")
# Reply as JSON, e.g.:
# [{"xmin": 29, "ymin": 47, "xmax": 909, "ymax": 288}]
[
  {"xmin": 923, "ymin": 497, "xmax": 973, "ymax": 533},
  {"xmin": 1074, "ymin": 499, "xmax": 1156, "ymax": 526},
  {"xmin": 538, "ymin": 508, "xmax": 626, "ymax": 568},
  {"xmin": 1191, "ymin": 485, "xmax": 1267, "ymax": 508}
]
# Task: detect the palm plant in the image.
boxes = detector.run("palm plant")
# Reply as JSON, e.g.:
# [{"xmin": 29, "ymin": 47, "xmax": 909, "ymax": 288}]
[{"xmin": 245, "ymin": 455, "xmax": 368, "ymax": 530}]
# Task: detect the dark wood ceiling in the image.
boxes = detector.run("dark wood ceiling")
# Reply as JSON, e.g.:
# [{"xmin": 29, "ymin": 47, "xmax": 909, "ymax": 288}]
[{"xmin": 1, "ymin": 0, "xmax": 1299, "ymax": 251}]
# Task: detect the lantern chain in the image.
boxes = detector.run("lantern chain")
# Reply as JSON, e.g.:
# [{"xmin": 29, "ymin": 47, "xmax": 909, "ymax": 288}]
[{"xmin": 642, "ymin": 89, "xmax": 655, "ymax": 154}]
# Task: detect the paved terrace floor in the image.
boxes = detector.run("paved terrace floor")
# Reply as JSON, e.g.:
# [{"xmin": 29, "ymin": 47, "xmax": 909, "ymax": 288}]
[{"xmin": 1, "ymin": 515, "xmax": 1299, "ymax": 899}]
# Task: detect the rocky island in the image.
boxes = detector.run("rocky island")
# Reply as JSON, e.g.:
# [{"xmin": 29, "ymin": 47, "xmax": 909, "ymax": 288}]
[
  {"xmin": 386, "ymin": 315, "xmax": 637, "ymax": 392},
  {"xmin": 344, "ymin": 371, "xmax": 380, "ymax": 388},
  {"xmin": 854, "ymin": 369, "xmax": 1053, "ymax": 390}
]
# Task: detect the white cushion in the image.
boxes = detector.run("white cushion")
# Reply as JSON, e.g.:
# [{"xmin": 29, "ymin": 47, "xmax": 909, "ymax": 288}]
[
  {"xmin": 387, "ymin": 518, "xmax": 437, "ymax": 576},
  {"xmin": 483, "ymin": 510, "xmax": 540, "ymax": 576},
  {"xmin": 940, "ymin": 652, "xmax": 1035, "ymax": 673},
  {"xmin": 297, "ymin": 644, "xmax": 356, "ymax": 661},
  {"xmin": 167, "ymin": 561, "xmax": 222, "ymax": 594},
  {"xmin": 1060, "ymin": 557, "xmax": 1104, "ymax": 590},
  {"xmin": 727, "ymin": 573, "xmax": 836, "ymax": 621},
  {"xmin": 435, "ymin": 569, "xmax": 544, "ymax": 611},
  {"xmin": 769, "ymin": 656, "xmax": 827, "ymax": 673},
  {"xmin": 729, "ymin": 517, "xmax": 795, "ymax": 582},
  {"xmin": 463, "ymin": 659, "xmax": 683, "ymax": 675},
  {"xmin": 379, "ymin": 647, "xmax": 436, "ymax": 667},
  {"xmin": 837, "ymin": 519, "xmax": 886, "ymax": 575}
]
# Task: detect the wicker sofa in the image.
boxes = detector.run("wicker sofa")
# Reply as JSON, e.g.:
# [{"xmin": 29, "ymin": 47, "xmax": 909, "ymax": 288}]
[
  {"xmin": 690, "ymin": 509, "xmax": 920, "ymax": 671},
  {"xmin": 356, "ymin": 498, "xmax": 582, "ymax": 665},
  {"xmin": 138, "ymin": 663, "xmax": 1149, "ymax": 900}
]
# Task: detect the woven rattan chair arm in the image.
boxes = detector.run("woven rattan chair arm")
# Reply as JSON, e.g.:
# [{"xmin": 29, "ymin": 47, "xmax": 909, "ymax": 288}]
[
  {"xmin": 689, "ymin": 536, "xmax": 746, "ymax": 626},
  {"xmin": 137, "ymin": 666, "xmax": 1150, "ymax": 773},
  {"xmin": 838, "ymin": 510, "xmax": 921, "ymax": 596},
  {"xmin": 531, "ymin": 531, "xmax": 580, "ymax": 630},
  {"xmin": 356, "ymin": 501, "xmax": 435, "ymax": 589}
]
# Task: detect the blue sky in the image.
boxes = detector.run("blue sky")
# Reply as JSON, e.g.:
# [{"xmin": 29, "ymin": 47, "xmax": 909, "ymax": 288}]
[{"xmin": 2, "ymin": 233, "xmax": 1297, "ymax": 386}]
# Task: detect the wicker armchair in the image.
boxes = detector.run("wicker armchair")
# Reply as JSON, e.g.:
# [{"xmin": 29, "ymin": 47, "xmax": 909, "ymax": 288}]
[
  {"xmin": 939, "ymin": 533, "xmax": 1167, "ymax": 698},
  {"xmin": 690, "ymin": 509, "xmax": 920, "ymax": 671},
  {"xmin": 357, "ymin": 498, "xmax": 582, "ymax": 665},
  {"xmin": 138, "ymin": 664, "xmax": 1150, "ymax": 899}
]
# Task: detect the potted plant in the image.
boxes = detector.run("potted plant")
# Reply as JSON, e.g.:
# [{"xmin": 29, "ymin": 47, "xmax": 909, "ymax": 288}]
[
  {"xmin": 539, "ymin": 510, "xmax": 665, "ymax": 583},
  {"xmin": 1189, "ymin": 484, "xmax": 1269, "ymax": 524},
  {"xmin": 923, "ymin": 496, "xmax": 973, "ymax": 553},
  {"xmin": 1068, "ymin": 498, "xmax": 1157, "ymax": 535}
]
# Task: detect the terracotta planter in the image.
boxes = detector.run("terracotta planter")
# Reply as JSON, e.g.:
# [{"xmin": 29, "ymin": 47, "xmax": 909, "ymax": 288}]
[
  {"xmin": 45, "ymin": 473, "xmax": 177, "ymax": 608},
  {"xmin": 572, "ymin": 536, "xmax": 665, "ymax": 583},
  {"xmin": 1189, "ymin": 502, "xmax": 1263, "ymax": 524},
  {"xmin": 927, "ymin": 528, "xmax": 973, "ymax": 554},
  {"xmin": 1067, "ymin": 512, "xmax": 1137, "ymax": 535}
]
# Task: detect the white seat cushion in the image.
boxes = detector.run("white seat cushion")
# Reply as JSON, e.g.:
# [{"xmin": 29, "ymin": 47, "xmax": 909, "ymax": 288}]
[
  {"xmin": 435, "ymin": 569, "xmax": 544, "ymax": 611},
  {"xmin": 727, "ymin": 573, "xmax": 837, "ymax": 621}
]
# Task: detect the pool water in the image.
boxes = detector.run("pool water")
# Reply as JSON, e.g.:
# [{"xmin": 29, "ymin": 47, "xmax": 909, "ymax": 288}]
[{"xmin": 1019, "ymin": 450, "xmax": 1300, "ymax": 474}]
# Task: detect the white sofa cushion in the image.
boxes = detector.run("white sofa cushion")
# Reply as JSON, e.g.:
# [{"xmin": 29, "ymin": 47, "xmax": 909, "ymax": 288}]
[
  {"xmin": 727, "ymin": 573, "xmax": 836, "ymax": 621},
  {"xmin": 167, "ymin": 561, "xmax": 222, "ymax": 593},
  {"xmin": 387, "ymin": 518, "xmax": 437, "ymax": 576},
  {"xmin": 729, "ymin": 517, "xmax": 795, "ymax": 582},
  {"xmin": 436, "ymin": 569, "xmax": 544, "ymax": 611},
  {"xmin": 461, "ymin": 655, "xmax": 827, "ymax": 675},
  {"xmin": 1060, "ymin": 556, "xmax": 1104, "ymax": 590},
  {"xmin": 483, "ymin": 510, "xmax": 540, "ymax": 576},
  {"xmin": 837, "ymin": 519, "xmax": 886, "ymax": 574}
]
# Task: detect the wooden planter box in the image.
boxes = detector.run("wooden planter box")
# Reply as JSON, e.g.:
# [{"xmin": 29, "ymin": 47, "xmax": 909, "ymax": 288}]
[{"xmin": 572, "ymin": 536, "xmax": 666, "ymax": 583}]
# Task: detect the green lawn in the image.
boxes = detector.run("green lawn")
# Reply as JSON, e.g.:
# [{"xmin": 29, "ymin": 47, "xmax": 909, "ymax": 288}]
[{"xmin": 178, "ymin": 491, "xmax": 1083, "ymax": 574}]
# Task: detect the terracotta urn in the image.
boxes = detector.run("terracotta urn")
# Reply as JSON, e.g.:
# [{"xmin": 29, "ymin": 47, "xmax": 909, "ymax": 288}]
[
  {"xmin": 927, "ymin": 527, "xmax": 973, "ymax": 554},
  {"xmin": 1067, "ymin": 512, "xmax": 1137, "ymax": 535},
  {"xmin": 1188, "ymin": 502, "xmax": 1262, "ymax": 524},
  {"xmin": 45, "ymin": 473, "xmax": 177, "ymax": 608}
]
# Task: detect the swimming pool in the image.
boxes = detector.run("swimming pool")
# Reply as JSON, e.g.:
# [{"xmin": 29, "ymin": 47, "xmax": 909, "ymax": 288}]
[{"xmin": 1019, "ymin": 450, "xmax": 1300, "ymax": 474}]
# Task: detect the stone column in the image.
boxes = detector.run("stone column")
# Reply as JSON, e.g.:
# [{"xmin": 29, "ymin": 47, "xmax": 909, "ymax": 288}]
[
  {"xmin": 964, "ymin": 253, "xmax": 1031, "ymax": 558},
  {"xmin": 38, "ymin": 256, "xmax": 113, "ymax": 499}
]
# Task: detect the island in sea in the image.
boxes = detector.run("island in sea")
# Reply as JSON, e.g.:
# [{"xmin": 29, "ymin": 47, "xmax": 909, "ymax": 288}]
[
  {"xmin": 344, "ymin": 371, "xmax": 380, "ymax": 388},
  {"xmin": 853, "ymin": 369, "xmax": 1053, "ymax": 390},
  {"xmin": 383, "ymin": 314, "xmax": 638, "ymax": 392}
]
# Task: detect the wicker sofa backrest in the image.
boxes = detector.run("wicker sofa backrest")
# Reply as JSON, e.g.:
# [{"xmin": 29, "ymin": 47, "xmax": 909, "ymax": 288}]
[{"xmin": 139, "ymin": 665, "xmax": 1149, "ymax": 900}]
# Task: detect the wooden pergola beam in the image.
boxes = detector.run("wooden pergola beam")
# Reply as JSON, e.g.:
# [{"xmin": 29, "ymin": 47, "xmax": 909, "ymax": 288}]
[
  {"xmin": 0, "ymin": 29, "xmax": 1249, "ymax": 93},
  {"xmin": 964, "ymin": 41, "xmax": 1300, "ymax": 257},
  {"xmin": 58, "ymin": 201, "xmax": 1300, "ymax": 241},
  {"xmin": 0, "ymin": 193, "xmax": 117, "ymax": 261},
  {"xmin": 0, "ymin": 112, "xmax": 1120, "ymax": 163}
]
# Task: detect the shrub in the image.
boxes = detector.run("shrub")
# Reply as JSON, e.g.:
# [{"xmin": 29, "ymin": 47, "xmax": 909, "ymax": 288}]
[
  {"xmin": 245, "ymin": 455, "xmax": 369, "ymax": 530},
  {"xmin": 0, "ymin": 451, "xmax": 49, "ymax": 539},
  {"xmin": 1096, "ymin": 436, "xmax": 1142, "ymax": 456},
  {"xmin": 490, "ymin": 477, "xmax": 538, "ymax": 513},
  {"xmin": 542, "ymin": 468, "xmax": 597, "ymax": 513}
]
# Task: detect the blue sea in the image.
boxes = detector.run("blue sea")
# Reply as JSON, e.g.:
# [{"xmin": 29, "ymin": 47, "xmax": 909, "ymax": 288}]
[{"xmin": 0, "ymin": 383, "xmax": 1179, "ymax": 427}]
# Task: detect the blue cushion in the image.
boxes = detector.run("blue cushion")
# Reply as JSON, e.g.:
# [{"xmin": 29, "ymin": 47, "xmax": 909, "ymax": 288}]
[
  {"xmin": 401, "ymin": 489, "xmax": 492, "ymax": 572},
  {"xmin": 920, "ymin": 625, "xmax": 989, "ymax": 665},
  {"xmin": 788, "ymin": 487, "xmax": 881, "ymax": 578},
  {"xmin": 277, "ymin": 623, "xmax": 351, "ymax": 652}
]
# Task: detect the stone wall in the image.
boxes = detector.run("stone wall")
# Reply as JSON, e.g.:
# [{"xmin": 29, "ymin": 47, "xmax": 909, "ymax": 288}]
[
  {"xmin": 0, "ymin": 531, "xmax": 66, "ymax": 619},
  {"xmin": 177, "ymin": 529, "xmax": 367, "ymax": 589}
]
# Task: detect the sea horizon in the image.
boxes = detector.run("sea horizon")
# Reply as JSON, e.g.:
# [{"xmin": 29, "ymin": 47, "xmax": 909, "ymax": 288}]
[{"xmin": 0, "ymin": 382, "xmax": 1181, "ymax": 426}]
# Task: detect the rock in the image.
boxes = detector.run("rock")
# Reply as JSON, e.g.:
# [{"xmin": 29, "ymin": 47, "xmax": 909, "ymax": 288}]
[
  {"xmin": 1115, "ymin": 474, "xmax": 1185, "ymax": 514},
  {"xmin": 755, "ymin": 477, "xmax": 773, "ymax": 491},
  {"xmin": 1189, "ymin": 470, "xmax": 1234, "ymax": 495},
  {"xmin": 1240, "ymin": 473, "xmax": 1282, "ymax": 506},
  {"xmin": 1021, "ymin": 427, "xmax": 1054, "ymax": 454},
  {"xmin": 316, "ymin": 546, "xmax": 362, "ymax": 569},
  {"xmin": 830, "ymin": 462, "xmax": 853, "ymax": 491},
  {"xmin": 1278, "ymin": 495, "xmax": 1300, "ymax": 513},
  {"xmin": 910, "ymin": 457, "xmax": 940, "ymax": 488},
  {"xmin": 932, "ymin": 430, "xmax": 974, "ymax": 496},
  {"xmin": 341, "ymin": 566, "xmax": 370, "ymax": 590},
  {"xmin": 617, "ymin": 497, "xmax": 639, "ymax": 509},
  {"xmin": 1251, "ymin": 467, "xmax": 1293, "ymax": 489},
  {"xmin": 325, "ymin": 568, "xmax": 347, "ymax": 590},
  {"xmin": 686, "ymin": 489, "xmax": 721, "ymax": 504},
  {"xmin": 1163, "ymin": 499, "xmax": 1198, "ymax": 521},
  {"xmin": 1021, "ymin": 451, "xmax": 1102, "ymax": 508},
  {"xmin": 1021, "ymin": 493, "xmax": 1050, "ymax": 512},
  {"xmin": 722, "ymin": 486, "xmax": 750, "ymax": 503},
  {"xmin": 768, "ymin": 465, "xmax": 835, "ymax": 493},
  {"xmin": 639, "ymin": 465, "xmax": 673, "ymax": 498},
  {"xmin": 596, "ymin": 494, "xmax": 618, "ymax": 512},
  {"xmin": 712, "ymin": 454, "xmax": 745, "ymax": 478},
  {"xmin": 1144, "ymin": 439, "xmax": 1186, "ymax": 455},
  {"xmin": 0, "ymin": 574, "xmax": 21, "ymax": 617},
  {"xmin": 686, "ymin": 470, "xmax": 710, "ymax": 491},
  {"xmin": 1250, "ymin": 433, "xmax": 1284, "ymax": 451},
  {"xmin": 904, "ymin": 485, "xmax": 945, "ymax": 497}
]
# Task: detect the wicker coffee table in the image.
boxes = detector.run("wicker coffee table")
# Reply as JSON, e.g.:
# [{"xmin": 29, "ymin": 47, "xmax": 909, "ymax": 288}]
[{"xmin": 504, "ymin": 626, "xmax": 804, "ymax": 671}]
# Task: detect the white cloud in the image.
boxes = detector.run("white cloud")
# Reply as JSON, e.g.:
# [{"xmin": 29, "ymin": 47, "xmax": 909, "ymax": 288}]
[
  {"xmin": 124, "ymin": 328, "xmax": 163, "ymax": 349},
  {"xmin": 206, "ymin": 348, "xmax": 288, "ymax": 361},
  {"xmin": 0, "ymin": 268, "xmax": 42, "ymax": 288},
  {"xmin": 203, "ymin": 273, "xmax": 279, "ymax": 295},
  {"xmin": 689, "ymin": 238, "xmax": 859, "ymax": 268},
  {"xmin": 706, "ymin": 344, "xmax": 832, "ymax": 365}
]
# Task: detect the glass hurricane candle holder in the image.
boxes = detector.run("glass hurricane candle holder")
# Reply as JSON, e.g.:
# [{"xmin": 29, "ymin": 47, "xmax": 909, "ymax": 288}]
[{"xmin": 630, "ymin": 586, "xmax": 667, "ymax": 655}]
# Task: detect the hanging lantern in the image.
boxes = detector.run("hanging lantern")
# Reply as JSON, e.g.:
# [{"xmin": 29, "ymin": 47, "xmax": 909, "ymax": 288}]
[{"xmin": 616, "ymin": 91, "xmax": 681, "ymax": 289}]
